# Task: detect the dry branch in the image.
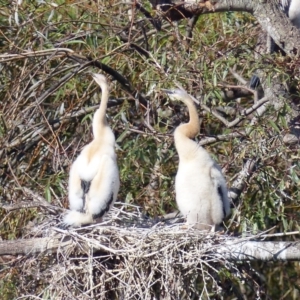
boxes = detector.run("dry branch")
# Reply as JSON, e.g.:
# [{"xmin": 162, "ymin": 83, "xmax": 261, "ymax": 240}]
[
  {"xmin": 0, "ymin": 236, "xmax": 72, "ymax": 256},
  {"xmin": 151, "ymin": 0, "xmax": 300, "ymax": 56},
  {"xmin": 220, "ymin": 240, "xmax": 300, "ymax": 261},
  {"xmin": 1, "ymin": 224, "xmax": 300, "ymax": 261},
  {"xmin": 229, "ymin": 158, "xmax": 259, "ymax": 205}
]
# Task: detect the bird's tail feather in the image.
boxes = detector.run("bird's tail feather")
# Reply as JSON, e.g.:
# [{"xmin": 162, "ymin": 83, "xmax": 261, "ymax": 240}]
[{"xmin": 63, "ymin": 210, "xmax": 93, "ymax": 227}]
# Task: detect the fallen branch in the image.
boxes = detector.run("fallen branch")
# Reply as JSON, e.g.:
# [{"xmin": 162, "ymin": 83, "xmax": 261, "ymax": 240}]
[{"xmin": 1, "ymin": 216, "xmax": 299, "ymax": 261}]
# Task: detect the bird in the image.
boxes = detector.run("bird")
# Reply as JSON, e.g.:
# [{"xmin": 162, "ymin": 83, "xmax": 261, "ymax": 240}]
[
  {"xmin": 63, "ymin": 73, "xmax": 120, "ymax": 227},
  {"xmin": 162, "ymin": 88, "xmax": 230, "ymax": 230}
]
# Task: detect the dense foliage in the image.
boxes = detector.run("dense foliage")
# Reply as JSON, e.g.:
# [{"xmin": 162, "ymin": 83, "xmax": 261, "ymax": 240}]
[{"xmin": 0, "ymin": 0, "xmax": 299, "ymax": 298}]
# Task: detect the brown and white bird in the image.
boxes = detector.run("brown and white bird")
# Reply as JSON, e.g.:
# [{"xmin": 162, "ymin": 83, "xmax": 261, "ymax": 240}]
[
  {"xmin": 63, "ymin": 74, "xmax": 120, "ymax": 227},
  {"xmin": 163, "ymin": 88, "xmax": 230, "ymax": 230}
]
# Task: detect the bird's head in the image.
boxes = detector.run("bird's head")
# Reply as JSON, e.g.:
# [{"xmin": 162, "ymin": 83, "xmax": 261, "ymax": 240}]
[
  {"xmin": 162, "ymin": 88, "xmax": 189, "ymax": 102},
  {"xmin": 91, "ymin": 73, "xmax": 108, "ymax": 89},
  {"xmin": 162, "ymin": 88, "xmax": 199, "ymax": 105}
]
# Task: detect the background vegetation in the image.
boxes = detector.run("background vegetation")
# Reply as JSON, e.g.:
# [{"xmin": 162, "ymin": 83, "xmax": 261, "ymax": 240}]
[{"xmin": 0, "ymin": 0, "xmax": 299, "ymax": 298}]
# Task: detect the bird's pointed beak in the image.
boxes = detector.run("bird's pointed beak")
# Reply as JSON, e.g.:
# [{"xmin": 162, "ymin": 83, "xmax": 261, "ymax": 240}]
[{"xmin": 161, "ymin": 88, "xmax": 174, "ymax": 95}]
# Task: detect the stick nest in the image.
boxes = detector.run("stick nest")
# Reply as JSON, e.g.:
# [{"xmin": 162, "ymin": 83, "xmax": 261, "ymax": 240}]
[{"xmin": 4, "ymin": 204, "xmax": 252, "ymax": 299}]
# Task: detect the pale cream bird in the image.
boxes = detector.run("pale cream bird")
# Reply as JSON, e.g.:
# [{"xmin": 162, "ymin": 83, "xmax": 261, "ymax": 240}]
[
  {"xmin": 63, "ymin": 74, "xmax": 120, "ymax": 227},
  {"xmin": 163, "ymin": 88, "xmax": 230, "ymax": 230}
]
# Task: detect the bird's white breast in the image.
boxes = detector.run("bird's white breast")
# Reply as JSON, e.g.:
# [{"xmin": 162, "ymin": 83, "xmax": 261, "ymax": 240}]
[
  {"xmin": 175, "ymin": 159, "xmax": 214, "ymax": 217},
  {"xmin": 75, "ymin": 144, "xmax": 116, "ymax": 182}
]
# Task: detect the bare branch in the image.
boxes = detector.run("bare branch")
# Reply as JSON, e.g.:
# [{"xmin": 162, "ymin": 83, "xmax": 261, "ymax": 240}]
[
  {"xmin": 152, "ymin": 0, "xmax": 300, "ymax": 56},
  {"xmin": 199, "ymin": 131, "xmax": 245, "ymax": 146},
  {"xmin": 1, "ymin": 224, "xmax": 300, "ymax": 261},
  {"xmin": 220, "ymin": 240, "xmax": 300, "ymax": 261},
  {"xmin": 0, "ymin": 48, "xmax": 74, "ymax": 62},
  {"xmin": 200, "ymin": 96, "xmax": 269, "ymax": 128},
  {"xmin": 229, "ymin": 158, "xmax": 259, "ymax": 205}
]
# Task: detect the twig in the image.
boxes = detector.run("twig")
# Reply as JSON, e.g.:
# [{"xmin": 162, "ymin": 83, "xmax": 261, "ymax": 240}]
[
  {"xmin": 229, "ymin": 67, "xmax": 247, "ymax": 85},
  {"xmin": 229, "ymin": 158, "xmax": 260, "ymax": 205},
  {"xmin": 0, "ymin": 48, "xmax": 74, "ymax": 62},
  {"xmin": 200, "ymin": 96, "xmax": 270, "ymax": 128},
  {"xmin": 259, "ymin": 231, "xmax": 300, "ymax": 239}
]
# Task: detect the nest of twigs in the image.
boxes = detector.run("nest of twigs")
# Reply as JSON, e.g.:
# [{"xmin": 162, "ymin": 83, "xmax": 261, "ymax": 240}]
[{"xmin": 0, "ymin": 203, "xmax": 265, "ymax": 300}]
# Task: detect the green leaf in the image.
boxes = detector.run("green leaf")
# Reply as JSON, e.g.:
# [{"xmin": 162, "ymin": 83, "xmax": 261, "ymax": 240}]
[
  {"xmin": 64, "ymin": 40, "xmax": 87, "ymax": 45},
  {"xmin": 268, "ymin": 119, "xmax": 281, "ymax": 134}
]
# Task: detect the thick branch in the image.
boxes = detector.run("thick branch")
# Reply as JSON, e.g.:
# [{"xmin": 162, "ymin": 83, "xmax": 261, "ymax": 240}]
[
  {"xmin": 219, "ymin": 240, "xmax": 300, "ymax": 261},
  {"xmin": 1, "ymin": 229, "xmax": 300, "ymax": 261},
  {"xmin": 153, "ymin": 0, "xmax": 300, "ymax": 56},
  {"xmin": 0, "ymin": 236, "xmax": 72, "ymax": 256}
]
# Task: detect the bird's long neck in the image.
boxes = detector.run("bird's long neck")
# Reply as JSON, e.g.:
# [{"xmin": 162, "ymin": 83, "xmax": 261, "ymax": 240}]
[
  {"xmin": 177, "ymin": 95, "xmax": 200, "ymax": 139},
  {"xmin": 174, "ymin": 95, "xmax": 200, "ymax": 158},
  {"xmin": 92, "ymin": 85, "xmax": 109, "ymax": 139}
]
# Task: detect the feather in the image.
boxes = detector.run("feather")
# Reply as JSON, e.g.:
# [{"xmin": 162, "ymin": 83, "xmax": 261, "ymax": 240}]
[{"xmin": 164, "ymin": 88, "xmax": 230, "ymax": 230}]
